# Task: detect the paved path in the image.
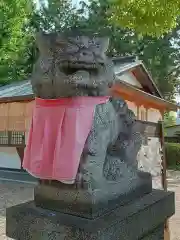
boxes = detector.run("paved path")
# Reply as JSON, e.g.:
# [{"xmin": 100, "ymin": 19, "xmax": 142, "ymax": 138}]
[
  {"xmin": 167, "ymin": 170, "xmax": 180, "ymax": 240},
  {"xmin": 0, "ymin": 171, "xmax": 179, "ymax": 239}
]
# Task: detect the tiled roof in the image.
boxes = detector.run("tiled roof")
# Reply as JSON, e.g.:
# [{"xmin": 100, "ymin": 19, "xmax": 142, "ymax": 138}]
[
  {"xmin": 114, "ymin": 61, "xmax": 141, "ymax": 75},
  {"xmin": 0, "ymin": 81, "xmax": 33, "ymax": 98}
]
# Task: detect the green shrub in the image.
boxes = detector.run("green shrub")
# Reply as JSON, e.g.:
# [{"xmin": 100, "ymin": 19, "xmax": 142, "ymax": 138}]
[{"xmin": 165, "ymin": 142, "xmax": 180, "ymax": 168}]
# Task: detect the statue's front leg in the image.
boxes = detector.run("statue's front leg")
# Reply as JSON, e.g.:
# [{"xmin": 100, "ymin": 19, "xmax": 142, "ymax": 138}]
[
  {"xmin": 76, "ymin": 102, "xmax": 115, "ymax": 190},
  {"xmin": 78, "ymin": 127, "xmax": 109, "ymax": 189}
]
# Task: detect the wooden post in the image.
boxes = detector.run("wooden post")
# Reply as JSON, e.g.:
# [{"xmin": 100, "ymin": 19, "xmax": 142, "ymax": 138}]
[
  {"xmin": 160, "ymin": 121, "xmax": 168, "ymax": 190},
  {"xmin": 136, "ymin": 103, "xmax": 141, "ymax": 120},
  {"xmin": 16, "ymin": 147, "xmax": 25, "ymax": 169},
  {"xmin": 145, "ymin": 107, "xmax": 149, "ymax": 121},
  {"xmin": 159, "ymin": 118, "xmax": 170, "ymax": 240},
  {"xmin": 8, "ymin": 131, "xmax": 12, "ymax": 146}
]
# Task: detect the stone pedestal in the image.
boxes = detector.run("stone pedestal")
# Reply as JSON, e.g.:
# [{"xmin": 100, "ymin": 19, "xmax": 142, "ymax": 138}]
[
  {"xmin": 6, "ymin": 190, "xmax": 174, "ymax": 240},
  {"xmin": 34, "ymin": 172, "xmax": 152, "ymax": 219}
]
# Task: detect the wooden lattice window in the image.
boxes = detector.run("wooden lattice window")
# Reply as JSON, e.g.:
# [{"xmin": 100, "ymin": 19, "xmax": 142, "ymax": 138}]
[
  {"xmin": 0, "ymin": 132, "xmax": 8, "ymax": 145},
  {"xmin": 0, "ymin": 131, "xmax": 25, "ymax": 146}
]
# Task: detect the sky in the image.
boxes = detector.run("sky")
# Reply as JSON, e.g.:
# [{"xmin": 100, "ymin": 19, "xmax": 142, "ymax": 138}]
[
  {"xmin": 72, "ymin": 0, "xmax": 88, "ymax": 8},
  {"xmin": 72, "ymin": 0, "xmax": 80, "ymax": 7},
  {"xmin": 34, "ymin": 0, "xmax": 86, "ymax": 9}
]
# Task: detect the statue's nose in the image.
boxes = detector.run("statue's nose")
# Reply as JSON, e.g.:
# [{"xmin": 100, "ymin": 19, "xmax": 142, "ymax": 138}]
[{"xmin": 80, "ymin": 50, "xmax": 93, "ymax": 58}]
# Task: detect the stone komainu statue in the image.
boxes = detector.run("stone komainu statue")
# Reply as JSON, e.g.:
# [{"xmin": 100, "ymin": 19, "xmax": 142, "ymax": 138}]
[{"xmin": 30, "ymin": 32, "xmax": 151, "ymax": 209}]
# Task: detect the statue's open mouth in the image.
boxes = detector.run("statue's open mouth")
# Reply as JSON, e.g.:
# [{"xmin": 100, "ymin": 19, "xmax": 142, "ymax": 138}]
[{"xmin": 71, "ymin": 83, "xmax": 98, "ymax": 89}]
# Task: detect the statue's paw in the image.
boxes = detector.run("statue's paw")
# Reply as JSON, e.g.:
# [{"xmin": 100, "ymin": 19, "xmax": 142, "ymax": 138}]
[
  {"xmin": 104, "ymin": 158, "xmax": 124, "ymax": 181},
  {"xmin": 104, "ymin": 157, "xmax": 138, "ymax": 181}
]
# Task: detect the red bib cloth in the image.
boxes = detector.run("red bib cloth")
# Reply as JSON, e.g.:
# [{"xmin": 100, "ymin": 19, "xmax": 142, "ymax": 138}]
[{"xmin": 23, "ymin": 97, "xmax": 109, "ymax": 183}]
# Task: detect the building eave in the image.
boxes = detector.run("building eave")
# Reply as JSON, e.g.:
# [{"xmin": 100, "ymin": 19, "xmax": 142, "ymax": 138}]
[
  {"xmin": 113, "ymin": 57, "xmax": 162, "ymax": 99},
  {"xmin": 140, "ymin": 62, "xmax": 163, "ymax": 98},
  {"xmin": 0, "ymin": 94, "xmax": 34, "ymax": 103},
  {"xmin": 111, "ymin": 80, "xmax": 177, "ymax": 112}
]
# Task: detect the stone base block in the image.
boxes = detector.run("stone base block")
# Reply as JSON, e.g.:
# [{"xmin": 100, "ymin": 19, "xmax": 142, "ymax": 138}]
[
  {"xmin": 6, "ymin": 190, "xmax": 175, "ymax": 240},
  {"xmin": 34, "ymin": 171, "xmax": 152, "ymax": 219}
]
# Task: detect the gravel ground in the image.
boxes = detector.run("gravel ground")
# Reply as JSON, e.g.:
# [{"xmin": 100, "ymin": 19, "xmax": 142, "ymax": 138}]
[{"xmin": 0, "ymin": 171, "xmax": 179, "ymax": 239}]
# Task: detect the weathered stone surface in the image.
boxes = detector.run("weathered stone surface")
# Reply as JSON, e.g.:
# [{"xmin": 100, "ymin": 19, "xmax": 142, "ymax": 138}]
[
  {"xmin": 34, "ymin": 172, "xmax": 152, "ymax": 218},
  {"xmin": 32, "ymin": 33, "xmax": 115, "ymax": 98},
  {"xmin": 142, "ymin": 225, "xmax": 164, "ymax": 240},
  {"xmin": 29, "ymin": 32, "xmax": 153, "ymax": 209},
  {"xmin": 6, "ymin": 190, "xmax": 175, "ymax": 240}
]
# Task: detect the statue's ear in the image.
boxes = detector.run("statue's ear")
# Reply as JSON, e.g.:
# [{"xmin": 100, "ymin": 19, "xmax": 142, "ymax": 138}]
[
  {"xmin": 36, "ymin": 32, "xmax": 51, "ymax": 52},
  {"xmin": 101, "ymin": 37, "xmax": 109, "ymax": 52},
  {"xmin": 94, "ymin": 37, "xmax": 109, "ymax": 53}
]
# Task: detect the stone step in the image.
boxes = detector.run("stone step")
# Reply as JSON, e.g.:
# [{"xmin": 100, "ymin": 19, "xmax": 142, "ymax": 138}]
[{"xmin": 0, "ymin": 169, "xmax": 37, "ymax": 184}]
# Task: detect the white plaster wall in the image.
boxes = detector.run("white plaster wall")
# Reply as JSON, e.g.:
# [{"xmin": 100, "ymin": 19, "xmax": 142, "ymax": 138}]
[
  {"xmin": 147, "ymin": 108, "xmax": 162, "ymax": 122},
  {"xmin": 116, "ymin": 72, "xmax": 142, "ymax": 88},
  {"xmin": 126, "ymin": 101, "xmax": 138, "ymax": 117},
  {"xmin": 126, "ymin": 103, "xmax": 162, "ymax": 123},
  {"xmin": 139, "ymin": 105, "xmax": 146, "ymax": 121},
  {"xmin": 0, "ymin": 147, "xmax": 21, "ymax": 169}
]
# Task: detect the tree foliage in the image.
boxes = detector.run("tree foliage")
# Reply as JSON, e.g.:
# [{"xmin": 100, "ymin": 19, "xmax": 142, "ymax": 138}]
[
  {"xmin": 0, "ymin": 0, "xmax": 33, "ymax": 85},
  {"xmin": 0, "ymin": 0, "xmax": 77, "ymax": 85},
  {"xmin": 164, "ymin": 112, "xmax": 176, "ymax": 127},
  {"xmin": 1, "ymin": 0, "xmax": 180, "ymax": 101},
  {"xmin": 74, "ymin": 0, "xmax": 180, "ymax": 99},
  {"xmin": 31, "ymin": 0, "xmax": 78, "ymax": 33},
  {"xmin": 108, "ymin": 0, "xmax": 180, "ymax": 37},
  {"xmin": 135, "ymin": 34, "xmax": 180, "ymax": 100}
]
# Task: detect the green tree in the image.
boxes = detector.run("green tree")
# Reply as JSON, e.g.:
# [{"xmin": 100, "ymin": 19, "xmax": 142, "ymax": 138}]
[
  {"xmin": 108, "ymin": 0, "xmax": 180, "ymax": 37},
  {"xmin": 164, "ymin": 112, "xmax": 176, "ymax": 127},
  {"xmin": 0, "ymin": 0, "xmax": 34, "ymax": 85},
  {"xmin": 134, "ymin": 33, "xmax": 180, "ymax": 100},
  {"xmin": 1, "ymin": 0, "xmax": 180, "ymax": 99},
  {"xmin": 0, "ymin": 0, "xmax": 78, "ymax": 85},
  {"xmin": 31, "ymin": 0, "xmax": 79, "ymax": 33},
  {"xmin": 74, "ymin": 0, "xmax": 180, "ymax": 99}
]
